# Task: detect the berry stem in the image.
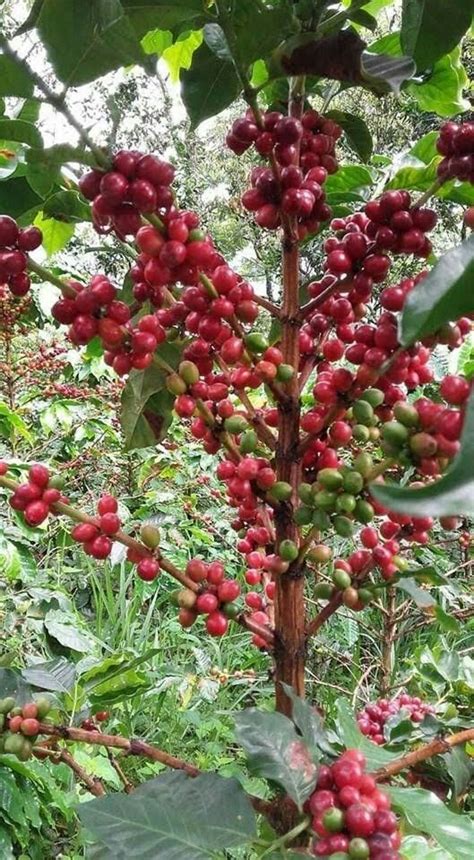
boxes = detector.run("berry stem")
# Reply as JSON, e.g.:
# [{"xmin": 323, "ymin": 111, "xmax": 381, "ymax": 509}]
[
  {"xmin": 252, "ymin": 293, "xmax": 282, "ymax": 317},
  {"xmin": 305, "ymin": 592, "xmax": 343, "ymax": 639},
  {"xmin": 260, "ymin": 815, "xmax": 311, "ymax": 856},
  {"xmin": 412, "ymin": 178, "xmax": 444, "ymax": 210},
  {"xmin": 27, "ymin": 258, "xmax": 78, "ymax": 298},
  {"xmin": 34, "ymin": 745, "xmax": 106, "ymax": 796},
  {"xmin": 143, "ymin": 212, "xmax": 166, "ymax": 233},
  {"xmin": 372, "ymin": 727, "xmax": 474, "ymax": 780}
]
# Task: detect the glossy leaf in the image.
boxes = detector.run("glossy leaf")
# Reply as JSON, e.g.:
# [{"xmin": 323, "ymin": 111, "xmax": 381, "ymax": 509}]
[
  {"xmin": 334, "ymin": 698, "xmax": 398, "ymax": 769},
  {"xmin": 21, "ymin": 657, "xmax": 76, "ymax": 692},
  {"xmin": 326, "ymin": 110, "xmax": 373, "ymax": 161},
  {"xmin": 36, "ymin": 0, "xmax": 148, "ymax": 86},
  {"xmin": 360, "ymin": 49, "xmax": 416, "ymax": 94},
  {"xmin": 33, "ymin": 213, "xmax": 74, "ymax": 256},
  {"xmin": 0, "ymin": 120, "xmax": 42, "ymax": 148},
  {"xmin": 400, "ymin": 0, "xmax": 474, "ymax": 71},
  {"xmin": 181, "ymin": 42, "xmax": 241, "ymax": 127},
  {"xmin": 400, "ymin": 235, "xmax": 474, "ymax": 345},
  {"xmin": 388, "ymin": 786, "xmax": 474, "ymax": 859},
  {"xmin": 0, "ymin": 668, "xmax": 32, "ymax": 704},
  {"xmin": 162, "ymin": 30, "xmax": 203, "ymax": 81},
  {"xmin": 120, "ymin": 342, "xmax": 181, "ymax": 450},
  {"xmin": 43, "ymin": 190, "xmax": 91, "ymax": 223},
  {"xmin": 401, "ymin": 835, "xmax": 452, "ymax": 859},
  {"xmin": 79, "ymin": 771, "xmax": 256, "ymax": 859},
  {"xmin": 235, "ymin": 708, "xmax": 317, "ymax": 808},
  {"xmin": 407, "ymin": 48, "xmax": 470, "ymax": 117},
  {"xmin": 281, "ymin": 683, "xmax": 334, "ymax": 758},
  {"xmin": 396, "ymin": 578, "xmax": 436, "ymax": 610},
  {"xmin": 122, "ymin": 0, "xmax": 208, "ymax": 39},
  {"xmin": 370, "ymin": 390, "xmax": 474, "ymax": 517},
  {"xmin": 44, "ymin": 609, "xmax": 97, "ymax": 653},
  {"xmin": 0, "ymin": 176, "xmax": 43, "ymax": 219},
  {"xmin": 0, "ymin": 55, "xmax": 34, "ymax": 97}
]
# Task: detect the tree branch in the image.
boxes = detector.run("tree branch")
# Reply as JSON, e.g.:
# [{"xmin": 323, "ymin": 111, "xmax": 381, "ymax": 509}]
[
  {"xmin": 34, "ymin": 745, "xmax": 106, "ymax": 796},
  {"xmin": 373, "ymin": 728, "xmax": 474, "ymax": 780}
]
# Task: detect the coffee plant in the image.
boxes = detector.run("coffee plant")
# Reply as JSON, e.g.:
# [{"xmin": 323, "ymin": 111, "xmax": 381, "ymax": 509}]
[{"xmin": 0, "ymin": 1, "xmax": 473, "ymax": 857}]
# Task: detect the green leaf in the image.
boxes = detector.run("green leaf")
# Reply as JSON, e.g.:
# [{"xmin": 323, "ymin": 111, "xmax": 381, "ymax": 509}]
[
  {"xmin": 326, "ymin": 110, "xmax": 373, "ymax": 162},
  {"xmin": 79, "ymin": 771, "xmax": 256, "ymax": 859},
  {"xmin": 0, "ymin": 826, "xmax": 13, "ymax": 860},
  {"xmin": 0, "ymin": 119, "xmax": 42, "ymax": 148},
  {"xmin": 36, "ymin": 0, "xmax": 148, "ymax": 86},
  {"xmin": 401, "ymin": 235, "xmax": 474, "ymax": 345},
  {"xmin": 0, "ymin": 769, "xmax": 25, "ymax": 825},
  {"xmin": 361, "ymin": 49, "xmax": 416, "ymax": 95},
  {"xmin": 25, "ymin": 143, "xmax": 98, "ymax": 168},
  {"xmin": 234, "ymin": 709, "xmax": 317, "ymax": 808},
  {"xmin": 325, "ymin": 164, "xmax": 374, "ymax": 195},
  {"xmin": 388, "ymin": 786, "xmax": 474, "ymax": 859},
  {"xmin": 89, "ymin": 669, "xmax": 150, "ymax": 708},
  {"xmin": 43, "ymin": 190, "xmax": 92, "ymax": 222},
  {"xmin": 122, "ymin": 0, "xmax": 208, "ymax": 39},
  {"xmin": 33, "ymin": 212, "xmax": 74, "ymax": 256},
  {"xmin": 348, "ymin": 9, "xmax": 378, "ymax": 31},
  {"xmin": 407, "ymin": 48, "xmax": 470, "ymax": 117},
  {"xmin": 0, "ymin": 668, "xmax": 32, "ymax": 704},
  {"xmin": 370, "ymin": 391, "xmax": 474, "ymax": 517},
  {"xmin": 401, "ymin": 835, "xmax": 452, "ymax": 859},
  {"xmin": 0, "ymin": 176, "xmax": 42, "ymax": 219},
  {"xmin": 44, "ymin": 610, "xmax": 97, "ymax": 654},
  {"xmin": 162, "ymin": 30, "xmax": 203, "ymax": 81},
  {"xmin": 281, "ymin": 683, "xmax": 333, "ymax": 758},
  {"xmin": 121, "ymin": 343, "xmax": 181, "ymax": 450},
  {"xmin": 0, "ymin": 55, "xmax": 34, "ymax": 97},
  {"xmin": 443, "ymin": 745, "xmax": 473, "ymax": 797},
  {"xmin": 396, "ymin": 578, "xmax": 436, "ymax": 609},
  {"xmin": 400, "ymin": 0, "xmax": 474, "ymax": 71},
  {"xmin": 141, "ymin": 28, "xmax": 173, "ymax": 55},
  {"xmin": 181, "ymin": 42, "xmax": 241, "ymax": 128},
  {"xmin": 334, "ymin": 698, "xmax": 398, "ymax": 769},
  {"xmin": 435, "ymin": 605, "xmax": 461, "ymax": 634},
  {"xmin": 21, "ymin": 657, "xmax": 76, "ymax": 692}
]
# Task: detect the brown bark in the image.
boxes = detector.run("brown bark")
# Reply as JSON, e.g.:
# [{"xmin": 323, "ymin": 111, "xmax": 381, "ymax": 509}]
[
  {"xmin": 380, "ymin": 587, "xmax": 397, "ymax": 695},
  {"xmin": 373, "ymin": 728, "xmax": 474, "ymax": 781}
]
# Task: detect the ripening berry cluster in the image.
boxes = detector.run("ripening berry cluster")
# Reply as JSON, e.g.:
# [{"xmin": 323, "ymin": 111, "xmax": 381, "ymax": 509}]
[
  {"xmin": 71, "ymin": 493, "xmax": 121, "ymax": 559},
  {"xmin": 5, "ymin": 463, "xmax": 64, "ymax": 526},
  {"xmin": 79, "ymin": 151, "xmax": 175, "ymax": 238},
  {"xmin": 0, "ymin": 215, "xmax": 42, "ymax": 297},
  {"xmin": 177, "ymin": 558, "xmax": 244, "ymax": 638},
  {"xmin": 0, "ymin": 695, "xmax": 51, "ymax": 761},
  {"xmin": 358, "ymin": 695, "xmax": 435, "ymax": 745},
  {"xmin": 227, "ymin": 109, "xmax": 340, "ymax": 237},
  {"xmin": 437, "ymin": 121, "xmax": 474, "ymax": 184},
  {"xmin": 308, "ymin": 749, "xmax": 401, "ymax": 858}
]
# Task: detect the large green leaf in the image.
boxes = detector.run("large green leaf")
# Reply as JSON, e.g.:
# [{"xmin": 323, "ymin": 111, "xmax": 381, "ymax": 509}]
[
  {"xmin": 400, "ymin": 235, "xmax": 474, "ymax": 345},
  {"xmin": 122, "ymin": 0, "xmax": 208, "ymax": 39},
  {"xmin": 326, "ymin": 110, "xmax": 373, "ymax": 162},
  {"xmin": 121, "ymin": 343, "xmax": 181, "ymax": 450},
  {"xmin": 407, "ymin": 48, "xmax": 470, "ymax": 117},
  {"xmin": 281, "ymin": 683, "xmax": 334, "ymax": 758},
  {"xmin": 36, "ymin": 0, "xmax": 148, "ymax": 86},
  {"xmin": 181, "ymin": 42, "xmax": 241, "ymax": 127},
  {"xmin": 400, "ymin": 0, "xmax": 474, "ymax": 71},
  {"xmin": 161, "ymin": 30, "xmax": 203, "ymax": 81},
  {"xmin": 0, "ymin": 55, "xmax": 34, "ymax": 97},
  {"xmin": 0, "ymin": 119, "xmax": 42, "ymax": 148},
  {"xmin": 43, "ymin": 190, "xmax": 91, "ymax": 222},
  {"xmin": 44, "ymin": 609, "xmax": 97, "ymax": 654},
  {"xmin": 401, "ymin": 835, "xmax": 452, "ymax": 859},
  {"xmin": 21, "ymin": 657, "xmax": 76, "ymax": 692},
  {"xmin": 229, "ymin": 0, "xmax": 296, "ymax": 67},
  {"xmin": 334, "ymin": 698, "xmax": 398, "ymax": 770},
  {"xmin": 79, "ymin": 771, "xmax": 256, "ymax": 859},
  {"xmin": 388, "ymin": 786, "xmax": 474, "ymax": 859},
  {"xmin": 25, "ymin": 143, "xmax": 98, "ymax": 169},
  {"xmin": 370, "ymin": 390, "xmax": 474, "ymax": 517},
  {"xmin": 325, "ymin": 164, "xmax": 374, "ymax": 195},
  {"xmin": 0, "ymin": 668, "xmax": 32, "ymax": 704},
  {"xmin": 33, "ymin": 213, "xmax": 75, "ymax": 256},
  {"xmin": 0, "ymin": 176, "xmax": 42, "ymax": 219},
  {"xmin": 234, "ymin": 708, "xmax": 317, "ymax": 808}
]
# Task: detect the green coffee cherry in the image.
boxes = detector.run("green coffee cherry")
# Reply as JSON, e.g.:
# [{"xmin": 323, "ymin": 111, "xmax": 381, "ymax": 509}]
[
  {"xmin": 9, "ymin": 706, "xmax": 22, "ymax": 717},
  {"xmin": 279, "ymin": 539, "xmax": 299, "ymax": 562},
  {"xmin": 317, "ymin": 468, "xmax": 343, "ymax": 490},
  {"xmin": 35, "ymin": 696, "xmax": 52, "ymax": 719},
  {"xmin": 393, "ymin": 401, "xmax": 419, "ymax": 428},
  {"xmin": 336, "ymin": 493, "xmax": 356, "ymax": 514},
  {"xmin": 177, "ymin": 588, "xmax": 197, "ymax": 609},
  {"xmin": 239, "ymin": 429, "xmax": 258, "ymax": 454},
  {"xmin": 245, "ymin": 332, "xmax": 268, "ymax": 353},
  {"xmin": 382, "ymin": 420, "xmax": 409, "ymax": 448},
  {"xmin": 348, "ymin": 837, "xmax": 370, "ymax": 859},
  {"xmin": 353, "ymin": 424, "xmax": 370, "ymax": 443},
  {"xmin": 308, "ymin": 544, "xmax": 332, "ymax": 563},
  {"xmin": 353, "ymin": 400, "xmax": 374, "ymax": 425},
  {"xmin": 360, "ymin": 388, "xmax": 384, "ymax": 408},
  {"xmin": 140, "ymin": 523, "xmax": 161, "ymax": 549},
  {"xmin": 188, "ymin": 228, "xmax": 206, "ymax": 242},
  {"xmin": 314, "ymin": 582, "xmax": 334, "ymax": 600},
  {"xmin": 323, "ymin": 806, "xmax": 344, "ymax": 832},
  {"xmin": 343, "ymin": 586, "xmax": 360, "ymax": 608},
  {"xmin": 312, "ymin": 509, "xmax": 331, "ymax": 530},
  {"xmin": 314, "ymin": 489, "xmax": 337, "ymax": 511},
  {"xmin": 333, "ymin": 516, "xmax": 354, "ymax": 538},
  {"xmin": 18, "ymin": 739, "xmax": 33, "ymax": 761},
  {"xmin": 0, "ymin": 697, "xmax": 16, "ymax": 715},
  {"xmin": 298, "ymin": 483, "xmax": 314, "ymax": 505},
  {"xmin": 276, "ymin": 363, "xmax": 295, "ymax": 382},
  {"xmin": 4, "ymin": 733, "xmax": 24, "ymax": 755},
  {"xmin": 294, "ymin": 506, "xmax": 313, "ymax": 525},
  {"xmin": 332, "ymin": 569, "xmax": 352, "ymax": 590},
  {"xmin": 358, "ymin": 588, "xmax": 373, "ymax": 606},
  {"xmin": 222, "ymin": 601, "xmax": 241, "ymax": 619},
  {"xmin": 409, "ymin": 432, "xmax": 438, "ymax": 457},
  {"xmin": 343, "ymin": 470, "xmax": 364, "ymax": 495},
  {"xmin": 178, "ymin": 360, "xmax": 200, "ymax": 386},
  {"xmin": 48, "ymin": 475, "xmax": 66, "ymax": 490},
  {"xmin": 354, "ymin": 452, "xmax": 373, "ymax": 478},
  {"xmin": 224, "ymin": 415, "xmax": 248, "ymax": 434},
  {"xmin": 268, "ymin": 481, "xmax": 292, "ymax": 501},
  {"xmin": 166, "ymin": 372, "xmax": 187, "ymax": 395},
  {"xmin": 354, "ymin": 499, "xmax": 375, "ymax": 523}
]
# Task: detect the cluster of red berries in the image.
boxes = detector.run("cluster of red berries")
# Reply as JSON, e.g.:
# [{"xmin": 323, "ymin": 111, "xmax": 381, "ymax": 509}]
[
  {"xmin": 308, "ymin": 749, "xmax": 401, "ymax": 858},
  {"xmin": 358, "ymin": 695, "xmax": 435, "ymax": 745},
  {"xmin": 79, "ymin": 151, "xmax": 175, "ymax": 238},
  {"xmin": 81, "ymin": 710, "xmax": 110, "ymax": 731},
  {"xmin": 0, "ymin": 695, "xmax": 51, "ymax": 760},
  {"xmin": 437, "ymin": 121, "xmax": 474, "ymax": 184},
  {"xmin": 0, "ymin": 215, "xmax": 42, "ymax": 297},
  {"xmin": 177, "ymin": 558, "xmax": 243, "ymax": 638},
  {"xmin": 228, "ymin": 109, "xmax": 340, "ymax": 236},
  {"xmin": 71, "ymin": 494, "xmax": 121, "ymax": 559},
  {"xmin": 5, "ymin": 463, "xmax": 64, "ymax": 526}
]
